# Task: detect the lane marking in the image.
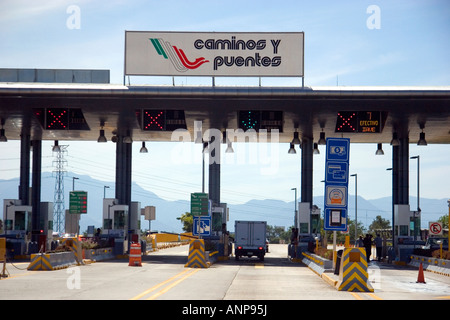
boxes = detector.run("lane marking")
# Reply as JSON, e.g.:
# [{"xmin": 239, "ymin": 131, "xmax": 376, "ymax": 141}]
[
  {"xmin": 350, "ymin": 292, "xmax": 383, "ymax": 300},
  {"xmin": 350, "ymin": 292, "xmax": 364, "ymax": 300},
  {"xmin": 130, "ymin": 268, "xmax": 193, "ymax": 300},
  {"xmin": 367, "ymin": 293, "xmax": 383, "ymax": 300},
  {"xmin": 255, "ymin": 263, "xmax": 264, "ymax": 269},
  {"xmin": 147, "ymin": 268, "xmax": 201, "ymax": 300}
]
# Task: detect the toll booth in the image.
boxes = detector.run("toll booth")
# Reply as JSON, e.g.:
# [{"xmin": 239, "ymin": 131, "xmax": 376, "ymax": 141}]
[
  {"xmin": 39, "ymin": 202, "xmax": 53, "ymax": 252},
  {"xmin": 292, "ymin": 202, "xmax": 322, "ymax": 258},
  {"xmin": 102, "ymin": 199, "xmax": 141, "ymax": 255},
  {"xmin": 2, "ymin": 200, "xmax": 53, "ymax": 256},
  {"xmin": 394, "ymin": 204, "xmax": 424, "ymax": 262},
  {"xmin": 298, "ymin": 202, "xmax": 321, "ymax": 238},
  {"xmin": 103, "ymin": 198, "xmax": 128, "ymax": 254},
  {"xmin": 3, "ymin": 199, "xmax": 32, "ymax": 257}
]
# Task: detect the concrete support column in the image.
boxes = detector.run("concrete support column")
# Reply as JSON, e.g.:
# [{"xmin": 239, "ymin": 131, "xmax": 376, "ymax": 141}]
[
  {"xmin": 19, "ymin": 129, "xmax": 31, "ymax": 205},
  {"xmin": 393, "ymin": 137, "xmax": 409, "ymax": 205},
  {"xmin": 31, "ymin": 139, "xmax": 42, "ymax": 241},
  {"xmin": 208, "ymin": 135, "xmax": 221, "ymax": 206},
  {"xmin": 115, "ymin": 136, "xmax": 132, "ymax": 206},
  {"xmin": 301, "ymin": 137, "xmax": 313, "ymax": 206}
]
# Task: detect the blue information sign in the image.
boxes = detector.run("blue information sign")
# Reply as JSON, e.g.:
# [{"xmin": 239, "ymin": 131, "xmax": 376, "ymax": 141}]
[
  {"xmin": 324, "ymin": 138, "xmax": 350, "ymax": 231},
  {"xmin": 193, "ymin": 216, "xmax": 211, "ymax": 236}
]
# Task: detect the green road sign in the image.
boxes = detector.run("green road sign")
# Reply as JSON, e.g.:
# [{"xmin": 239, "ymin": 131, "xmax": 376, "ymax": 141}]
[
  {"xmin": 69, "ymin": 191, "xmax": 87, "ymax": 214},
  {"xmin": 191, "ymin": 193, "xmax": 209, "ymax": 216}
]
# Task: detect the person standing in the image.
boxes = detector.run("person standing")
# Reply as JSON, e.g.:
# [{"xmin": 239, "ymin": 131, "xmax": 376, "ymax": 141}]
[{"xmin": 363, "ymin": 234, "xmax": 372, "ymax": 262}]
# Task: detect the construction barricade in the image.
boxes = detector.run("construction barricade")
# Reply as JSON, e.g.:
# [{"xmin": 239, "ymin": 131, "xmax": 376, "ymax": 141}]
[
  {"xmin": 129, "ymin": 243, "xmax": 142, "ymax": 267},
  {"xmin": 185, "ymin": 239, "xmax": 209, "ymax": 268},
  {"xmin": 336, "ymin": 247, "xmax": 374, "ymax": 292}
]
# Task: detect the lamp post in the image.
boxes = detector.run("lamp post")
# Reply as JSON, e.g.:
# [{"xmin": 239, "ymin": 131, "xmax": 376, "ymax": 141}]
[
  {"xmin": 291, "ymin": 188, "xmax": 298, "ymax": 231},
  {"xmin": 72, "ymin": 177, "xmax": 79, "ymax": 191},
  {"xmin": 350, "ymin": 174, "xmax": 358, "ymax": 245},
  {"xmin": 104, "ymin": 185, "xmax": 110, "ymax": 198},
  {"xmin": 410, "ymin": 156, "xmax": 420, "ymax": 245}
]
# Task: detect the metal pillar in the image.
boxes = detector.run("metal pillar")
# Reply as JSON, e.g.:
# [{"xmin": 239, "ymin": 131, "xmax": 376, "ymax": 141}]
[
  {"xmin": 115, "ymin": 135, "xmax": 133, "ymax": 244},
  {"xmin": 115, "ymin": 136, "xmax": 132, "ymax": 206},
  {"xmin": 208, "ymin": 136, "xmax": 221, "ymax": 206},
  {"xmin": 19, "ymin": 130, "xmax": 31, "ymax": 205},
  {"xmin": 397, "ymin": 137, "xmax": 409, "ymax": 205},
  {"xmin": 301, "ymin": 137, "xmax": 313, "ymax": 205},
  {"xmin": 31, "ymin": 140, "xmax": 42, "ymax": 241}
]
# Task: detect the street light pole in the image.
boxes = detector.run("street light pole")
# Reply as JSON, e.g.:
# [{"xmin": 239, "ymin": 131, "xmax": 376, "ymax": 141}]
[
  {"xmin": 410, "ymin": 156, "xmax": 420, "ymax": 244},
  {"xmin": 72, "ymin": 177, "xmax": 79, "ymax": 191},
  {"xmin": 291, "ymin": 188, "xmax": 298, "ymax": 231},
  {"xmin": 104, "ymin": 185, "xmax": 110, "ymax": 198}
]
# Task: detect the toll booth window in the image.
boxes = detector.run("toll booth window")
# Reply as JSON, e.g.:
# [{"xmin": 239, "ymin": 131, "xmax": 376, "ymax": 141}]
[
  {"xmin": 103, "ymin": 219, "xmax": 112, "ymax": 229},
  {"xmin": 5, "ymin": 220, "xmax": 13, "ymax": 231},
  {"xmin": 300, "ymin": 223, "xmax": 309, "ymax": 234},
  {"xmin": 399, "ymin": 225, "xmax": 409, "ymax": 236},
  {"xmin": 114, "ymin": 211, "xmax": 127, "ymax": 229},
  {"xmin": 14, "ymin": 211, "xmax": 31, "ymax": 230}
]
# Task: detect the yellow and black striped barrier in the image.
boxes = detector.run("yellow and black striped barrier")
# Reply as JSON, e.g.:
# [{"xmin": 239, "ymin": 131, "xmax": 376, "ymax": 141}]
[
  {"xmin": 60, "ymin": 237, "xmax": 83, "ymax": 265},
  {"xmin": 337, "ymin": 248, "xmax": 374, "ymax": 292},
  {"xmin": 27, "ymin": 252, "xmax": 76, "ymax": 271},
  {"xmin": 184, "ymin": 239, "xmax": 209, "ymax": 268}
]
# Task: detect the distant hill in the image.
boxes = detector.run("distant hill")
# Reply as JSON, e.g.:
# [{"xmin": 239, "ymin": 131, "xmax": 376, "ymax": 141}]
[{"xmin": 0, "ymin": 172, "xmax": 448, "ymax": 233}]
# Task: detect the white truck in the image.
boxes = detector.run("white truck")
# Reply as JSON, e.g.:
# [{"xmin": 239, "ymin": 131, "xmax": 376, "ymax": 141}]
[{"xmin": 234, "ymin": 220, "xmax": 267, "ymax": 261}]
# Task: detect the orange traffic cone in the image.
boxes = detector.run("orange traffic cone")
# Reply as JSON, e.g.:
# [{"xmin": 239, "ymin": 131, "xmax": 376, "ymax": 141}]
[{"xmin": 416, "ymin": 262, "xmax": 426, "ymax": 283}]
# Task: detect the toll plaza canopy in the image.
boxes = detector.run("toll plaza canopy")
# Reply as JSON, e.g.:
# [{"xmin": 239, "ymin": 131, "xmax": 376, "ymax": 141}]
[{"xmin": 0, "ymin": 81, "xmax": 449, "ymax": 144}]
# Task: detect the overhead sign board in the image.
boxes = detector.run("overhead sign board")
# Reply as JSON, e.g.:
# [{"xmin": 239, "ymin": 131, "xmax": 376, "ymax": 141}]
[
  {"xmin": 335, "ymin": 111, "xmax": 383, "ymax": 133},
  {"xmin": 125, "ymin": 31, "xmax": 304, "ymax": 77},
  {"xmin": 324, "ymin": 138, "xmax": 350, "ymax": 231}
]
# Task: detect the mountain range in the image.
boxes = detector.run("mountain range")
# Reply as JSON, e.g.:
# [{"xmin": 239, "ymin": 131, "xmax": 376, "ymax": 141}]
[{"xmin": 0, "ymin": 172, "xmax": 448, "ymax": 233}]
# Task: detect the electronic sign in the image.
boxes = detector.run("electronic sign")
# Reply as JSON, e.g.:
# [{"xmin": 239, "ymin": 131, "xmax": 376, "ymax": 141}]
[
  {"xmin": 238, "ymin": 110, "xmax": 282, "ymax": 132},
  {"xmin": 139, "ymin": 109, "xmax": 187, "ymax": 131},
  {"xmin": 69, "ymin": 191, "xmax": 87, "ymax": 214},
  {"xmin": 34, "ymin": 108, "xmax": 89, "ymax": 130},
  {"xmin": 335, "ymin": 111, "xmax": 382, "ymax": 133}
]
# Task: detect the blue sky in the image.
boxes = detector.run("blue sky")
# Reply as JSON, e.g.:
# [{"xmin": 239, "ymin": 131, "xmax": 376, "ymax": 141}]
[{"xmin": 0, "ymin": 1, "xmax": 449, "ymax": 211}]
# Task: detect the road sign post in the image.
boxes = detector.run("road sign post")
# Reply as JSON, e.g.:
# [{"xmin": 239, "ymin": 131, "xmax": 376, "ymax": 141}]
[
  {"xmin": 193, "ymin": 216, "xmax": 211, "ymax": 237},
  {"xmin": 323, "ymin": 138, "xmax": 350, "ymax": 231}
]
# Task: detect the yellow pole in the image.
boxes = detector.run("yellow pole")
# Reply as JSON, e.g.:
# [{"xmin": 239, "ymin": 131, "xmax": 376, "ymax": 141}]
[{"xmin": 448, "ymin": 199, "xmax": 450, "ymax": 255}]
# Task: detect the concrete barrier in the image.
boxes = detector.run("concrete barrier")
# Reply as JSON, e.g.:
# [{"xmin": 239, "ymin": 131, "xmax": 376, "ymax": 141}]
[
  {"xmin": 185, "ymin": 239, "xmax": 209, "ymax": 268},
  {"xmin": 28, "ymin": 252, "xmax": 76, "ymax": 271},
  {"xmin": 336, "ymin": 248, "xmax": 374, "ymax": 292},
  {"xmin": 301, "ymin": 251, "xmax": 333, "ymax": 275},
  {"xmin": 409, "ymin": 255, "xmax": 450, "ymax": 277}
]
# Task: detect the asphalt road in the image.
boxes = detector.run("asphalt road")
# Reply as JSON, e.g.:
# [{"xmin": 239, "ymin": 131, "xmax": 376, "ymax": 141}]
[{"xmin": 1, "ymin": 244, "xmax": 449, "ymax": 302}]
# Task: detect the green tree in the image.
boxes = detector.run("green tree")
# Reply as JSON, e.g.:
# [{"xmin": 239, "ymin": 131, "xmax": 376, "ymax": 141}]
[
  {"xmin": 368, "ymin": 215, "xmax": 391, "ymax": 234},
  {"xmin": 438, "ymin": 215, "xmax": 448, "ymax": 229},
  {"xmin": 177, "ymin": 212, "xmax": 193, "ymax": 233},
  {"xmin": 267, "ymin": 225, "xmax": 292, "ymax": 243}
]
